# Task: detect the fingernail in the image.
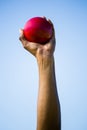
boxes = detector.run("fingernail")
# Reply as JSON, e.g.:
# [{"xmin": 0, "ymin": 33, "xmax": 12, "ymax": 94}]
[{"xmin": 19, "ymin": 29, "xmax": 22, "ymax": 34}]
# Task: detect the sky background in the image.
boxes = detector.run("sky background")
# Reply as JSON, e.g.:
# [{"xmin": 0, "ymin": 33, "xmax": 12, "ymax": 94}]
[{"xmin": 0, "ymin": 0, "xmax": 87, "ymax": 130}]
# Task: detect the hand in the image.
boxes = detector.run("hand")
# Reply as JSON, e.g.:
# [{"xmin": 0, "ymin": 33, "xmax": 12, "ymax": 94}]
[{"xmin": 19, "ymin": 18, "xmax": 56, "ymax": 60}]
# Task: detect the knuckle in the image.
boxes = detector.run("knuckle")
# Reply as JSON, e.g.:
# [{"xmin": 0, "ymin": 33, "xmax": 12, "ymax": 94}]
[{"xmin": 19, "ymin": 36, "xmax": 22, "ymax": 41}]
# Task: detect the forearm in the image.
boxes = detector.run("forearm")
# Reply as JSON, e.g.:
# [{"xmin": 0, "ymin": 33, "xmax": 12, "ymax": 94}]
[{"xmin": 37, "ymin": 56, "xmax": 61, "ymax": 130}]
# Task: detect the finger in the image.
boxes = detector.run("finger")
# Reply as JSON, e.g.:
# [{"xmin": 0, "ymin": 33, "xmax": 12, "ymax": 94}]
[
  {"xmin": 19, "ymin": 29, "xmax": 26, "ymax": 42},
  {"xmin": 24, "ymin": 41, "xmax": 40, "ymax": 56},
  {"xmin": 47, "ymin": 19, "xmax": 55, "ymax": 35},
  {"xmin": 45, "ymin": 27, "xmax": 56, "ymax": 50},
  {"xmin": 19, "ymin": 28, "xmax": 29, "ymax": 49},
  {"xmin": 42, "ymin": 16, "xmax": 47, "ymax": 20},
  {"xmin": 47, "ymin": 19, "xmax": 54, "ymax": 30},
  {"xmin": 19, "ymin": 29, "xmax": 24, "ymax": 37},
  {"xmin": 19, "ymin": 29, "xmax": 23, "ymax": 39},
  {"xmin": 48, "ymin": 19, "xmax": 53, "ymax": 25}
]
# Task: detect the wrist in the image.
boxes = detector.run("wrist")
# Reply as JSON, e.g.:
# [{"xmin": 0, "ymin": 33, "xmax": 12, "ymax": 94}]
[{"xmin": 37, "ymin": 55, "xmax": 54, "ymax": 70}]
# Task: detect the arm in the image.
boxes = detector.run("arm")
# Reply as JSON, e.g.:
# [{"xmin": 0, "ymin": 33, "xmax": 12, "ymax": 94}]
[
  {"xmin": 37, "ymin": 56, "xmax": 61, "ymax": 130},
  {"xmin": 19, "ymin": 18, "xmax": 61, "ymax": 130}
]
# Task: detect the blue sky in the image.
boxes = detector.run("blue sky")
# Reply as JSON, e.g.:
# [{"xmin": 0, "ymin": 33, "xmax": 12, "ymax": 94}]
[{"xmin": 0, "ymin": 0, "xmax": 87, "ymax": 130}]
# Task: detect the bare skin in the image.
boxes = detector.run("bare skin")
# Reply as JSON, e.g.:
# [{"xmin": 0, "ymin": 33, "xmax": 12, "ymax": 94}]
[{"xmin": 19, "ymin": 18, "xmax": 61, "ymax": 130}]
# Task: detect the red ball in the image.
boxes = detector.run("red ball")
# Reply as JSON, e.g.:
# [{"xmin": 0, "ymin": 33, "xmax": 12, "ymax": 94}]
[{"xmin": 23, "ymin": 17, "xmax": 53, "ymax": 44}]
